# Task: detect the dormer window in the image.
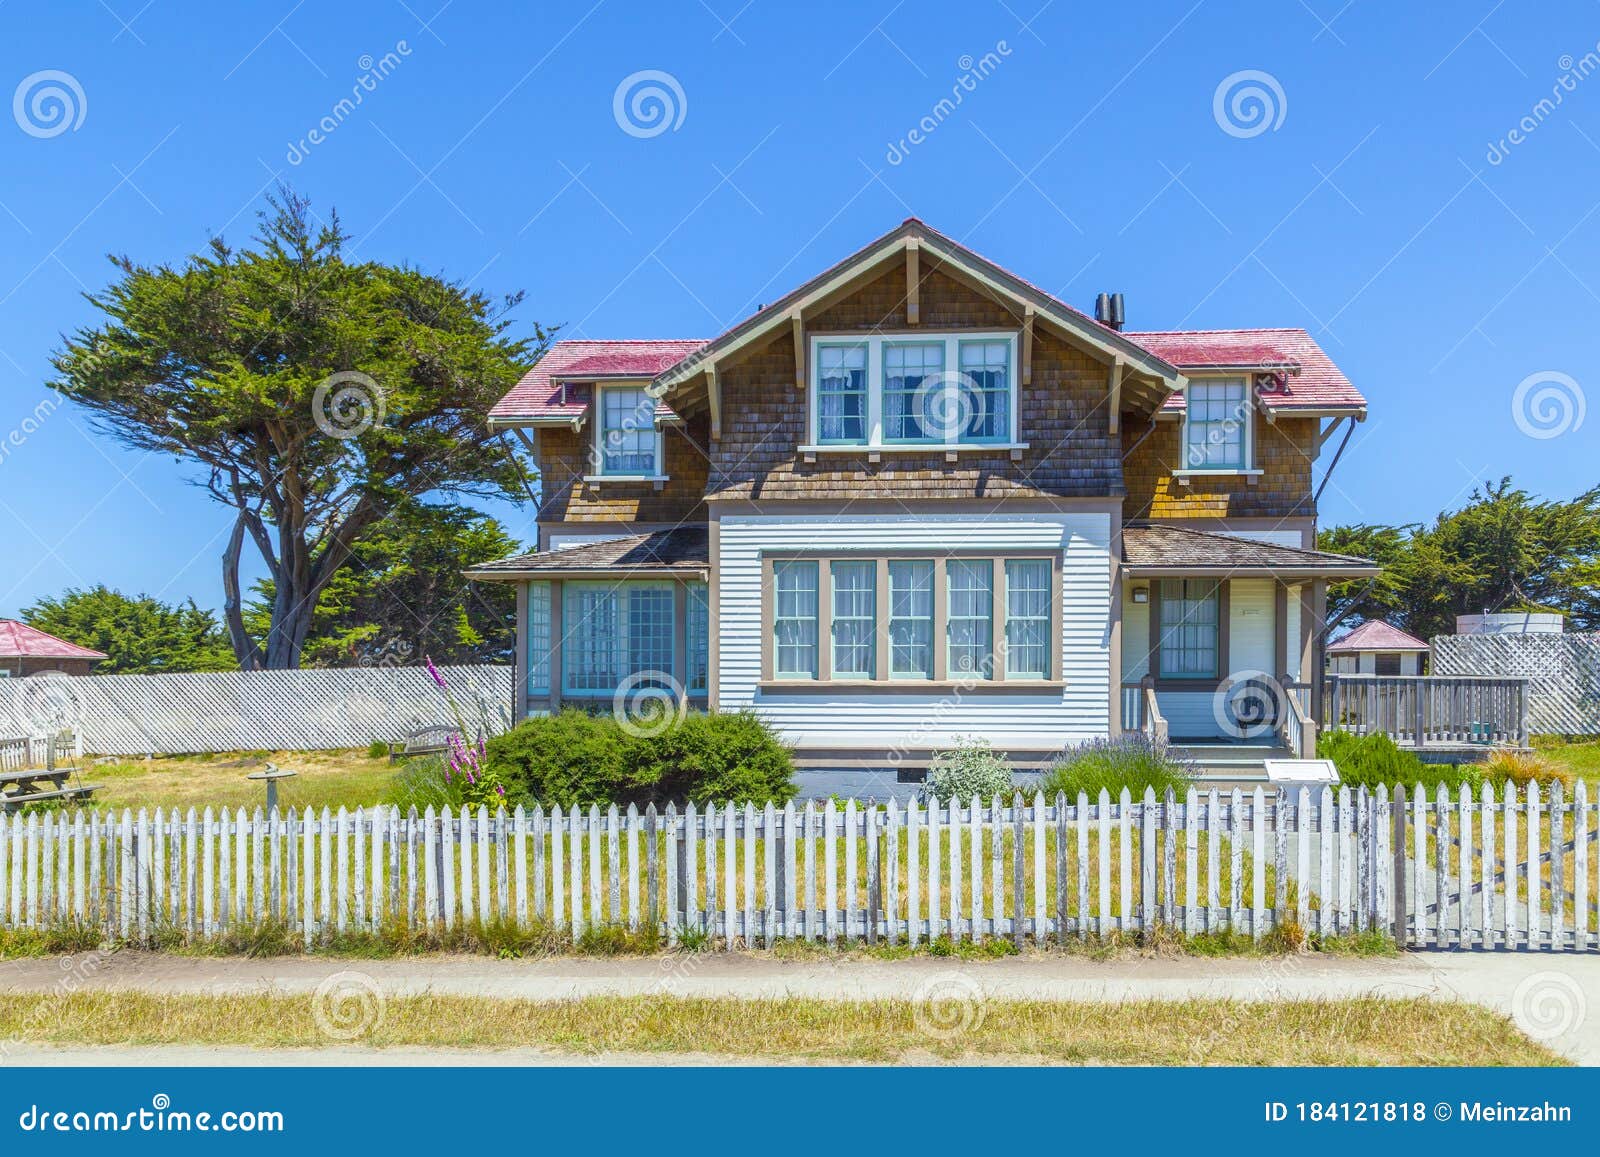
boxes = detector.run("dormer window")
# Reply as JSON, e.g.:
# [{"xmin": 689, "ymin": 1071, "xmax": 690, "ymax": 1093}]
[
  {"xmin": 805, "ymin": 332, "xmax": 1021, "ymax": 454},
  {"xmin": 1181, "ymin": 377, "xmax": 1252, "ymax": 471},
  {"xmin": 593, "ymin": 384, "xmax": 664, "ymax": 478}
]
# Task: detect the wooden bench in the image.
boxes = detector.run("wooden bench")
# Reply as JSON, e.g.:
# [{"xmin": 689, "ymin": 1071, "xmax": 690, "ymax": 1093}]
[
  {"xmin": 0, "ymin": 767, "xmax": 100, "ymax": 811},
  {"xmin": 388, "ymin": 724, "xmax": 459, "ymax": 763}
]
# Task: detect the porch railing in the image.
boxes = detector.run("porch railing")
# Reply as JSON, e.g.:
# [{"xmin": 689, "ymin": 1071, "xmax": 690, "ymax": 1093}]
[
  {"xmin": 1321, "ymin": 674, "xmax": 1530, "ymax": 749},
  {"xmin": 1282, "ymin": 682, "xmax": 1316, "ymax": 757},
  {"xmin": 1121, "ymin": 678, "xmax": 1168, "ymax": 746}
]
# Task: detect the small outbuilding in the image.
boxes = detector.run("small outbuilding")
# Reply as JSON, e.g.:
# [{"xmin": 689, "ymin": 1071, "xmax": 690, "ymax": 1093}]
[
  {"xmin": 0, "ymin": 620, "xmax": 107, "ymax": 678},
  {"xmin": 1327, "ymin": 620, "xmax": 1429, "ymax": 676}
]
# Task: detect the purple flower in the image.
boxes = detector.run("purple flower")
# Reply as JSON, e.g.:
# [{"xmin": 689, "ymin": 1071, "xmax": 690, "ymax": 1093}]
[{"xmin": 425, "ymin": 655, "xmax": 446, "ymax": 689}]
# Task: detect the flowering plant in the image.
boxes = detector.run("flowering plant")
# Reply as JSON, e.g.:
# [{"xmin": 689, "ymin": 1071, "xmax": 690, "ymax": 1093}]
[{"xmin": 426, "ymin": 656, "xmax": 510, "ymax": 808}]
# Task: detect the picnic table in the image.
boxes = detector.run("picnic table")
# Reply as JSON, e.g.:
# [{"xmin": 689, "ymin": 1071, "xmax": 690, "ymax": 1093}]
[{"xmin": 0, "ymin": 766, "xmax": 99, "ymax": 810}]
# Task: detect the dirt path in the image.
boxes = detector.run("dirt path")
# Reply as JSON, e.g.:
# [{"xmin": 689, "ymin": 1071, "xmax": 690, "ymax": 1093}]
[{"xmin": 3, "ymin": 950, "xmax": 1595, "ymax": 1064}]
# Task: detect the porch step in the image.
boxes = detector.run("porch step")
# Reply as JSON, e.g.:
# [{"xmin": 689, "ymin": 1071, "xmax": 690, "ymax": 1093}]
[{"xmin": 1172, "ymin": 742, "xmax": 1292, "ymax": 782}]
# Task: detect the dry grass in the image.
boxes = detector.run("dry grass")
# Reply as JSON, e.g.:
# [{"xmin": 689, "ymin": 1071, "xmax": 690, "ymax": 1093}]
[
  {"xmin": 80, "ymin": 749, "xmax": 399, "ymax": 813},
  {"xmin": 0, "ymin": 991, "xmax": 1560, "ymax": 1065}
]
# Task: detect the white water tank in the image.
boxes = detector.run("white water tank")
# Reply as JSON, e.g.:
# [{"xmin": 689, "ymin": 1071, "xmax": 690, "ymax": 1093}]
[{"xmin": 1454, "ymin": 612, "xmax": 1564, "ymax": 635}]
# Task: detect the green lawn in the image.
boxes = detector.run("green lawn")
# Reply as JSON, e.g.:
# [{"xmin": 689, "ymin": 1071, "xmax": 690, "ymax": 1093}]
[
  {"xmin": 78, "ymin": 749, "xmax": 401, "ymax": 814},
  {"xmin": 1532, "ymin": 737, "xmax": 1600, "ymax": 790}
]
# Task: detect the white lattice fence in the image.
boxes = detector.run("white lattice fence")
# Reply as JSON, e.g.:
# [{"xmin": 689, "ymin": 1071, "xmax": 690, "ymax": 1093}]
[
  {"xmin": 0, "ymin": 665, "xmax": 513, "ymax": 756},
  {"xmin": 1430, "ymin": 632, "xmax": 1600, "ymax": 735}
]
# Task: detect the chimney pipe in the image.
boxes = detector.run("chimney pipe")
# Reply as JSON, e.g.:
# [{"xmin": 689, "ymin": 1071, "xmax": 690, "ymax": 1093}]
[{"xmin": 1094, "ymin": 292, "xmax": 1126, "ymax": 331}]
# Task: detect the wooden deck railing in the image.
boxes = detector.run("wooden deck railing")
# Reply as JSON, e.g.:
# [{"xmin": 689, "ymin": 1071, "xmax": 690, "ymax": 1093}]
[
  {"xmin": 1321, "ymin": 674, "xmax": 1530, "ymax": 749},
  {"xmin": 1120, "ymin": 677, "xmax": 1169, "ymax": 745}
]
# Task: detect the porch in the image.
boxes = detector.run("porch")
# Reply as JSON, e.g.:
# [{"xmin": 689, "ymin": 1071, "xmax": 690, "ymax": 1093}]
[{"xmin": 1320, "ymin": 673, "xmax": 1532, "ymax": 756}]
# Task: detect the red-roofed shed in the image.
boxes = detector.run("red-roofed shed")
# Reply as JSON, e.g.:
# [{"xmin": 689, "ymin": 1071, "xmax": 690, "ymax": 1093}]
[
  {"xmin": 0, "ymin": 620, "xmax": 108, "ymax": 678},
  {"xmin": 1327, "ymin": 620, "xmax": 1430, "ymax": 676}
]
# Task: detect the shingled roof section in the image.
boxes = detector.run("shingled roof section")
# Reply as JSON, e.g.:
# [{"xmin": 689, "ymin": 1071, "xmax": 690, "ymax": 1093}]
[
  {"xmin": 487, "ymin": 340, "xmax": 706, "ymax": 426},
  {"xmin": 1122, "ymin": 525, "xmax": 1378, "ymax": 575},
  {"xmin": 1328, "ymin": 620, "xmax": 1431, "ymax": 652},
  {"xmin": 0, "ymin": 619, "xmax": 108, "ymax": 660},
  {"xmin": 467, "ymin": 527, "xmax": 710, "ymax": 578},
  {"xmin": 1130, "ymin": 328, "xmax": 1367, "ymax": 415}
]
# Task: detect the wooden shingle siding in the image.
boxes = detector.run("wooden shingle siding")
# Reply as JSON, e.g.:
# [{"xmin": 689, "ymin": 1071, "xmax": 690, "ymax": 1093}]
[
  {"xmin": 1121, "ymin": 415, "xmax": 1319, "ymax": 520},
  {"xmin": 706, "ymin": 263, "xmax": 1124, "ymax": 501},
  {"xmin": 536, "ymin": 410, "xmax": 711, "ymax": 525}
]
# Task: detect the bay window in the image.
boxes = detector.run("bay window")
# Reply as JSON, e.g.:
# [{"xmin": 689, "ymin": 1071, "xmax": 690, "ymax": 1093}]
[
  {"xmin": 1157, "ymin": 579, "xmax": 1220, "ymax": 679},
  {"xmin": 526, "ymin": 581, "xmax": 552, "ymax": 696},
  {"xmin": 1182, "ymin": 378, "xmax": 1251, "ymax": 471},
  {"xmin": 764, "ymin": 553, "xmax": 1057, "ymax": 686},
  {"xmin": 805, "ymin": 332, "xmax": 1018, "ymax": 451},
  {"xmin": 686, "ymin": 582, "xmax": 710, "ymax": 693},
  {"xmin": 563, "ymin": 582, "xmax": 674, "ymax": 694}
]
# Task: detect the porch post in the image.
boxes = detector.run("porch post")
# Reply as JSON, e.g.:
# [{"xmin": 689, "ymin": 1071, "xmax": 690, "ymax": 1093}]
[
  {"xmin": 1272, "ymin": 581, "xmax": 1289, "ymax": 682},
  {"xmin": 1107, "ymin": 507, "xmax": 1123, "ymax": 736},
  {"xmin": 1308, "ymin": 579, "xmax": 1327, "ymax": 725},
  {"xmin": 514, "ymin": 582, "xmax": 529, "ymax": 721}
]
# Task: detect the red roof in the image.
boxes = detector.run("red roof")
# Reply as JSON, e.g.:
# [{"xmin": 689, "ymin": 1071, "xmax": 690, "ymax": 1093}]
[
  {"xmin": 489, "ymin": 340, "xmax": 705, "ymax": 424},
  {"xmin": 1328, "ymin": 620, "xmax": 1430, "ymax": 652},
  {"xmin": 0, "ymin": 620, "xmax": 107, "ymax": 660},
  {"xmin": 1130, "ymin": 328, "xmax": 1366, "ymax": 414}
]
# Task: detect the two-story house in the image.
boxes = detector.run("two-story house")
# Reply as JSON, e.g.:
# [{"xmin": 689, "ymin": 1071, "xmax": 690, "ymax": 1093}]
[{"xmin": 470, "ymin": 219, "xmax": 1378, "ymax": 780}]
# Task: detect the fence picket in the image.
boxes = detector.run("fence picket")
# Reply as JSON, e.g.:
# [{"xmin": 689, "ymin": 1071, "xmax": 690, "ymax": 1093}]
[
  {"xmin": 1458, "ymin": 784, "xmax": 1473, "ymax": 948},
  {"xmin": 587, "ymin": 804, "xmax": 602, "ymax": 931},
  {"xmin": 741, "ymin": 803, "xmax": 755, "ymax": 947},
  {"xmin": 1184, "ymin": 789, "xmax": 1198, "ymax": 936},
  {"xmin": 1117, "ymin": 788, "xmax": 1131, "ymax": 935},
  {"xmin": 1075, "ymin": 792, "xmax": 1089, "ymax": 940},
  {"xmin": 908, "ymin": 799, "xmax": 922, "ymax": 947},
  {"xmin": 952, "ymin": 797, "xmax": 965, "ymax": 942},
  {"xmin": 1141, "ymin": 788, "xmax": 1157, "ymax": 933},
  {"xmin": 969, "ymin": 796, "xmax": 984, "ymax": 941},
  {"xmin": 1295, "ymin": 787, "xmax": 1311, "ymax": 933},
  {"xmin": 761, "ymin": 802, "xmax": 775, "ymax": 948},
  {"xmin": 1414, "ymin": 785, "xmax": 1428, "ymax": 948},
  {"xmin": 1576, "ymin": 781, "xmax": 1590, "ymax": 953},
  {"xmin": 783, "ymin": 800, "xmax": 798, "ymax": 939},
  {"xmin": 926, "ymin": 796, "xmax": 941, "ymax": 942},
  {"xmin": 1433, "ymin": 784, "xmax": 1447, "ymax": 948},
  {"xmin": 889, "ymin": 798, "xmax": 904, "ymax": 943},
  {"xmin": 623, "ymin": 803, "xmax": 637, "ymax": 930},
  {"xmin": 608, "ymin": 804, "xmax": 622, "ymax": 928},
  {"xmin": 1097, "ymin": 790, "xmax": 1112, "ymax": 939},
  {"xmin": 1551, "ymin": 781, "xmax": 1565, "ymax": 952},
  {"xmin": 845, "ymin": 799, "xmax": 860, "ymax": 941},
  {"xmin": 722, "ymin": 803, "xmax": 735, "ymax": 945},
  {"xmin": 1250, "ymin": 788, "xmax": 1265, "ymax": 939},
  {"xmin": 1034, "ymin": 793, "xmax": 1047, "ymax": 943},
  {"xmin": 1054, "ymin": 792, "xmax": 1067, "ymax": 942},
  {"xmin": 1503, "ymin": 781, "xmax": 1517, "ymax": 949},
  {"xmin": 1528, "ymin": 782, "xmax": 1543, "ymax": 951}
]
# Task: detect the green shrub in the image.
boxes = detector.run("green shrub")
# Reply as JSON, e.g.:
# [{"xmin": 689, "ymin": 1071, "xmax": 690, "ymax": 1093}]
[
  {"xmin": 1480, "ymin": 749, "xmax": 1574, "ymax": 792},
  {"xmin": 366, "ymin": 740, "xmax": 390, "ymax": 760},
  {"xmin": 627, "ymin": 710, "xmax": 797, "ymax": 806},
  {"xmin": 482, "ymin": 708, "xmax": 795, "ymax": 808},
  {"xmin": 1316, "ymin": 730, "xmax": 1480, "ymax": 793},
  {"xmin": 924, "ymin": 738, "xmax": 1013, "ymax": 802},
  {"xmin": 1039, "ymin": 734, "xmax": 1194, "ymax": 800}
]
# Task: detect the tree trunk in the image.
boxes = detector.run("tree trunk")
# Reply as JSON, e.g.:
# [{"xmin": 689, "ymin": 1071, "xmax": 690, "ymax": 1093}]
[{"xmin": 221, "ymin": 515, "xmax": 264, "ymax": 671}]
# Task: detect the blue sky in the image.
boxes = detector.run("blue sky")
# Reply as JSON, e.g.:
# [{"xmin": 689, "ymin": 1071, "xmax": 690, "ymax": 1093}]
[{"xmin": 0, "ymin": 0, "xmax": 1595, "ymax": 618}]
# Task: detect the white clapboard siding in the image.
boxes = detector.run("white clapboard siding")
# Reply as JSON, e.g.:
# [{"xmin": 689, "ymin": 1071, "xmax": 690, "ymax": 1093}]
[
  {"xmin": 0, "ymin": 787, "xmax": 1589, "ymax": 953},
  {"xmin": 715, "ymin": 512, "xmax": 1111, "ymax": 749}
]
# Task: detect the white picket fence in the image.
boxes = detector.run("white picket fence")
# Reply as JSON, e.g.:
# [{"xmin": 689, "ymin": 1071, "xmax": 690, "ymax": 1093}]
[
  {"xmin": 3, "ymin": 785, "xmax": 1592, "ymax": 949},
  {"xmin": 0, "ymin": 665, "xmax": 512, "ymax": 756}
]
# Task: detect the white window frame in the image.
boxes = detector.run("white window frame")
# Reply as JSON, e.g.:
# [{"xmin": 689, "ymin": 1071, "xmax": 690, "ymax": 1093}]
[
  {"xmin": 1176, "ymin": 376, "xmax": 1261, "ymax": 476},
  {"xmin": 801, "ymin": 331, "xmax": 1024, "ymax": 454},
  {"xmin": 587, "ymin": 382, "xmax": 668, "ymax": 483}
]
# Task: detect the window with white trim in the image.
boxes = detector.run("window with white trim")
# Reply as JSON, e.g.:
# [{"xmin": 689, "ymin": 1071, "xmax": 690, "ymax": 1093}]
[
  {"xmin": 1182, "ymin": 378, "xmax": 1251, "ymax": 470},
  {"xmin": 806, "ymin": 332, "xmax": 1017, "ymax": 450},
  {"xmin": 946, "ymin": 559, "xmax": 994, "ymax": 677},
  {"xmin": 816, "ymin": 344, "xmax": 867, "ymax": 443},
  {"xmin": 595, "ymin": 385, "xmax": 663, "ymax": 476},
  {"xmin": 829, "ymin": 560, "xmax": 876, "ymax": 678}
]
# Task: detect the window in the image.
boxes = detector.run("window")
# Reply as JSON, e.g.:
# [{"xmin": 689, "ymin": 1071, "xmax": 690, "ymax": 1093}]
[
  {"xmin": 946, "ymin": 559, "xmax": 994, "ymax": 679},
  {"xmin": 959, "ymin": 340, "xmax": 1010, "ymax": 442},
  {"xmin": 807, "ymin": 332, "xmax": 1018, "ymax": 451},
  {"xmin": 1158, "ymin": 579, "xmax": 1220, "ymax": 679},
  {"xmin": 1004, "ymin": 560, "xmax": 1051, "ymax": 678},
  {"xmin": 1374, "ymin": 652, "xmax": 1402, "ymax": 676},
  {"xmin": 830, "ymin": 561, "xmax": 876, "ymax": 678},
  {"xmin": 888, "ymin": 560, "xmax": 934, "ymax": 679},
  {"xmin": 527, "ymin": 581, "xmax": 552, "ymax": 696},
  {"xmin": 1183, "ymin": 378, "xmax": 1250, "ymax": 470},
  {"xmin": 563, "ymin": 582, "xmax": 674, "ymax": 694},
  {"xmin": 686, "ymin": 582, "xmax": 710, "ymax": 693},
  {"xmin": 883, "ymin": 342, "xmax": 945, "ymax": 443},
  {"xmin": 596, "ymin": 385, "xmax": 661, "ymax": 476},
  {"xmin": 765, "ymin": 555, "xmax": 1054, "ymax": 684},
  {"xmin": 816, "ymin": 344, "xmax": 867, "ymax": 443},
  {"xmin": 773, "ymin": 561, "xmax": 820, "ymax": 679}
]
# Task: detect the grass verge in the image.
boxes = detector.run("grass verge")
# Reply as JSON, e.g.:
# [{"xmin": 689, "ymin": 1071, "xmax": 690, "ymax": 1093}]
[{"xmin": 0, "ymin": 992, "xmax": 1559, "ymax": 1065}]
